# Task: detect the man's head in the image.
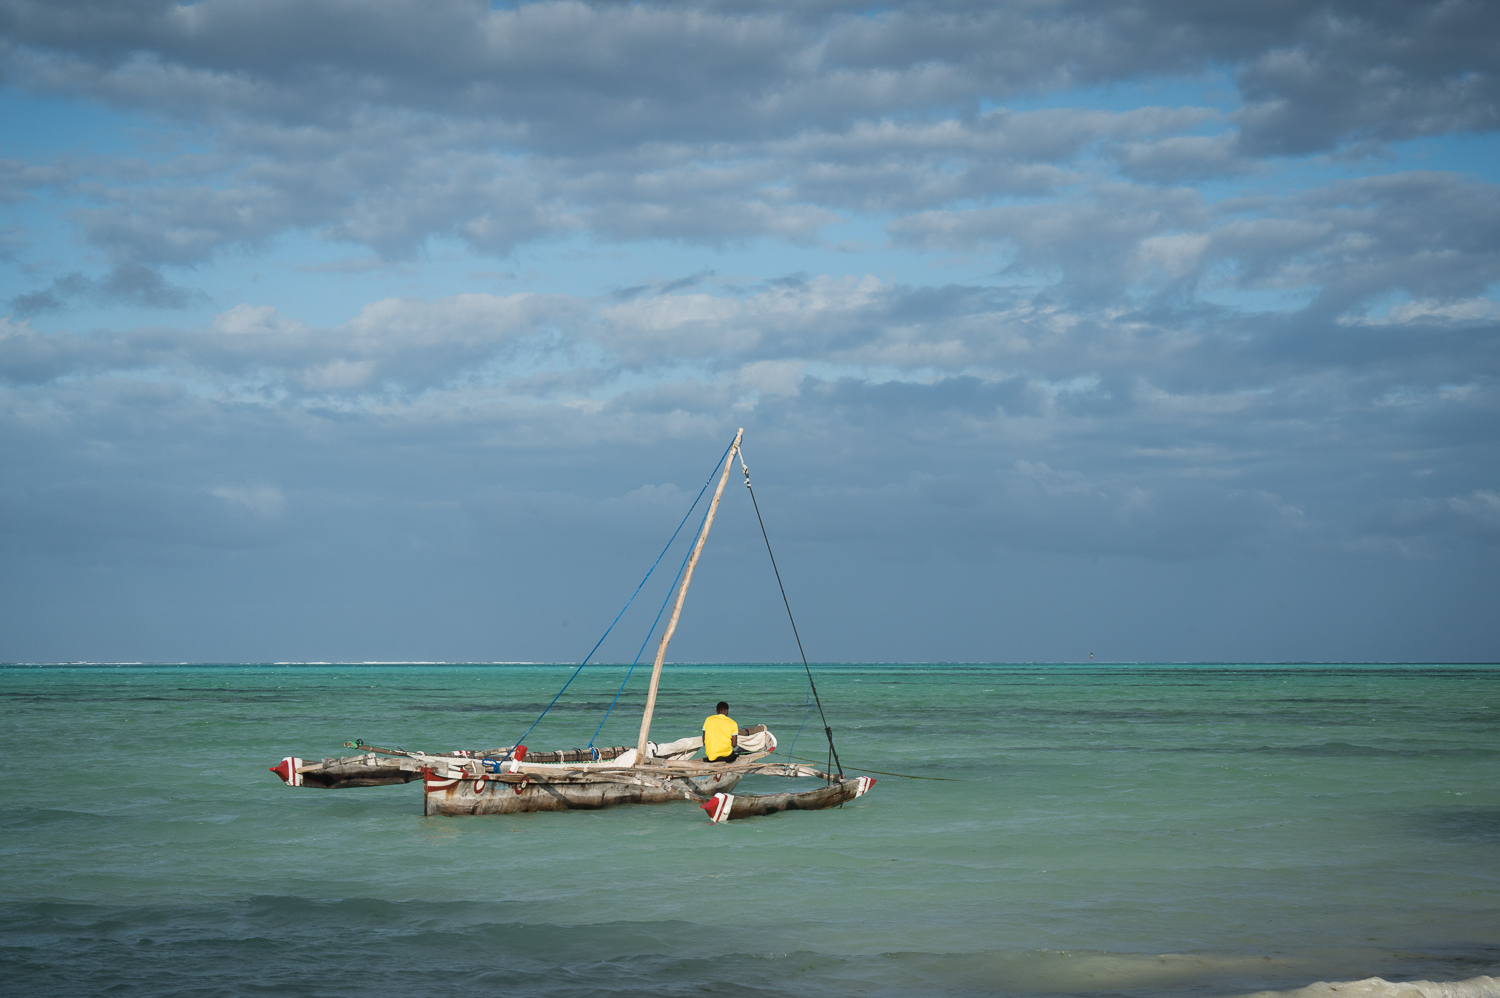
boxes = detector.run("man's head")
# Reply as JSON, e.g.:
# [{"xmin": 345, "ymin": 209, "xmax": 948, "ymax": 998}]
[{"xmin": 716, "ymin": 701, "xmax": 729, "ymax": 714}]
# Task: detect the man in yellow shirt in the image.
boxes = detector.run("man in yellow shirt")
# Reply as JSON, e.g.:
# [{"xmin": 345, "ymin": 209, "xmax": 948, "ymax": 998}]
[{"xmin": 702, "ymin": 701, "xmax": 762, "ymax": 763}]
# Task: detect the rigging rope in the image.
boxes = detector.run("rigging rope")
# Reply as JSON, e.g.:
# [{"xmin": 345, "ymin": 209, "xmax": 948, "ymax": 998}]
[
  {"xmin": 776, "ymin": 752, "xmax": 961, "ymax": 781},
  {"xmin": 785, "ymin": 681, "xmax": 815, "ymax": 755},
  {"xmin": 589, "ymin": 489, "xmax": 715, "ymax": 747},
  {"xmin": 735, "ymin": 447, "xmax": 844, "ymax": 781},
  {"xmin": 502, "ymin": 440, "xmax": 736, "ymax": 762}
]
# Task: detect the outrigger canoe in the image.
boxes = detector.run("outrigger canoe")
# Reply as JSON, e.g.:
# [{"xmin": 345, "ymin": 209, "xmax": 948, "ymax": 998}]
[{"xmin": 271, "ymin": 429, "xmax": 875, "ymax": 822}]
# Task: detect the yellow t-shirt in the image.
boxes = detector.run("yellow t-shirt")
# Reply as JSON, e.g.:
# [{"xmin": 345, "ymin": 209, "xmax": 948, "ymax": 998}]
[{"xmin": 702, "ymin": 713, "xmax": 738, "ymax": 760}]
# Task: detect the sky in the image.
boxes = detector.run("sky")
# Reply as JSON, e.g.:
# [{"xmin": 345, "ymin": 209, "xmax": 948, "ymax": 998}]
[{"xmin": 1, "ymin": 0, "xmax": 1497, "ymax": 664}]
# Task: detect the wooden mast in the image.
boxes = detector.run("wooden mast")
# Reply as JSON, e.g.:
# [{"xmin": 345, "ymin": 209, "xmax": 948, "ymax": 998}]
[{"xmin": 635, "ymin": 428, "xmax": 743, "ymax": 761}]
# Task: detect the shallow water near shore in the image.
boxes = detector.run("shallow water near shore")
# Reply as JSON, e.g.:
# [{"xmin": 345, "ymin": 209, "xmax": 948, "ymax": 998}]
[{"xmin": 2, "ymin": 663, "xmax": 1497, "ymax": 997}]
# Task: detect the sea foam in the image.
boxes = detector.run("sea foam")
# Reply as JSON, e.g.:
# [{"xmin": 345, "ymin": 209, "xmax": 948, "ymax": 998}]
[{"xmin": 1233, "ymin": 976, "xmax": 1500, "ymax": 998}]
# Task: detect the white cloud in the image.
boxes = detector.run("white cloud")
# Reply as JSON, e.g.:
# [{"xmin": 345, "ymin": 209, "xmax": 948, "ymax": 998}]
[
  {"xmin": 211, "ymin": 483, "xmax": 285, "ymax": 518},
  {"xmin": 1371, "ymin": 297, "xmax": 1500, "ymax": 325}
]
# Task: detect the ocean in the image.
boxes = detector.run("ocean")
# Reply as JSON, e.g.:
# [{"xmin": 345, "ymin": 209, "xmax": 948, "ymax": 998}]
[{"xmin": 1, "ymin": 663, "xmax": 1496, "ymax": 997}]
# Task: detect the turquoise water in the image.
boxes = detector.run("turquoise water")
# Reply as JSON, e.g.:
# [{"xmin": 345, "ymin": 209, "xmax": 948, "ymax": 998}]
[{"xmin": 1, "ymin": 663, "xmax": 1497, "ymax": 997}]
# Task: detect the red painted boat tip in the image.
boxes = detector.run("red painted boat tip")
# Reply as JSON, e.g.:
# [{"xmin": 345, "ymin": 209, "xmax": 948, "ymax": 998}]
[{"xmin": 270, "ymin": 759, "xmax": 291, "ymax": 783}]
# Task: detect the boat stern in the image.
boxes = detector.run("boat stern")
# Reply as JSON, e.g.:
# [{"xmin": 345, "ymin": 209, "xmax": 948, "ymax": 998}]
[{"xmin": 269, "ymin": 756, "xmax": 305, "ymax": 787}]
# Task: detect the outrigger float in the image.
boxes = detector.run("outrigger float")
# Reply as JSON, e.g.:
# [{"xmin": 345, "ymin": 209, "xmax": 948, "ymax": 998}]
[{"xmin": 270, "ymin": 429, "xmax": 875, "ymax": 823}]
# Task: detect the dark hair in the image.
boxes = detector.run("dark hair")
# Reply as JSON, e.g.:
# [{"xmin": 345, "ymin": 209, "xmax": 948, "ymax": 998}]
[{"xmin": 716, "ymin": 701, "xmax": 730, "ymax": 712}]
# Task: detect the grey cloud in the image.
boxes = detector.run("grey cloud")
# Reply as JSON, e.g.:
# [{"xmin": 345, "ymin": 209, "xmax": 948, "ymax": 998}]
[
  {"xmin": 813, "ymin": 373, "xmax": 1043, "ymax": 422},
  {"xmin": 986, "ymin": 461, "xmax": 1302, "ymax": 561},
  {"xmin": 1209, "ymin": 172, "xmax": 1500, "ymax": 316},
  {"xmin": 887, "ymin": 170, "xmax": 1500, "ymax": 318},
  {"xmin": 8, "ymin": 1, "xmax": 1494, "ymax": 268},
  {"xmin": 8, "ymin": 276, "xmax": 82, "ymax": 317},
  {"xmin": 1109, "ymin": 134, "xmax": 1259, "ymax": 184},
  {"xmin": 889, "ymin": 184, "xmax": 1210, "ymax": 299},
  {"xmin": 613, "ymin": 270, "xmax": 717, "ymax": 302},
  {"xmin": 1, "ymin": 1, "xmax": 818, "ymax": 144},
  {"xmin": 5, "ymin": 1, "xmax": 1494, "ymax": 155},
  {"xmin": 51, "ymin": 122, "xmax": 579, "ymax": 263},
  {"xmin": 39, "ymin": 104, "xmax": 1204, "ymax": 265},
  {"xmin": 335, "ymin": 158, "xmax": 569, "ymax": 260},
  {"xmin": 1233, "ymin": 1, "xmax": 1500, "ymax": 155},
  {"xmin": 0, "ymin": 459, "xmax": 293, "ymax": 560},
  {"xmin": 0, "ymin": 293, "xmax": 587, "ymax": 393},
  {"xmin": 1038, "ymin": 0, "xmax": 1500, "ymax": 157},
  {"xmin": 4, "ymin": 2, "xmax": 1498, "ymax": 661},
  {"xmin": 772, "ymin": 106, "xmax": 1215, "ymax": 167},
  {"xmin": 0, "ymin": 315, "xmax": 150, "ymax": 382},
  {"xmin": 735, "ymin": 469, "xmax": 1298, "ymax": 564},
  {"xmin": 595, "ymin": 274, "xmax": 900, "ymax": 368},
  {"xmin": 181, "ymin": 299, "xmax": 568, "ymax": 395},
  {"xmin": 8, "ymin": 262, "xmax": 203, "ymax": 315},
  {"xmin": 758, "ymin": 106, "xmax": 1209, "ymax": 213},
  {"xmin": 69, "ymin": 182, "xmax": 295, "ymax": 265},
  {"xmin": 2, "ymin": 275, "xmax": 1495, "ymax": 580},
  {"xmin": 594, "ymin": 275, "xmax": 1499, "ymax": 420},
  {"xmin": 0, "ymin": 225, "xmax": 27, "ymax": 262},
  {"xmin": 0, "ymin": 157, "xmax": 70, "ymax": 204},
  {"xmin": 1366, "ymin": 490, "xmax": 1500, "ymax": 548},
  {"xmin": 210, "ymin": 482, "xmax": 286, "ymax": 519},
  {"xmin": 16, "ymin": 272, "xmax": 1487, "ymax": 434}
]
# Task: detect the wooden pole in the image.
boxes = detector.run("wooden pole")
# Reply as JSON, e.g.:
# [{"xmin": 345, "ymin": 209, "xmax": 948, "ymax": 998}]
[{"xmin": 635, "ymin": 428, "xmax": 743, "ymax": 761}]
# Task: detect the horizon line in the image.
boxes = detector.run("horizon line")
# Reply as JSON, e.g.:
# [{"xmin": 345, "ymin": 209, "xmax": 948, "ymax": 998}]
[{"xmin": 2, "ymin": 660, "xmax": 1497, "ymax": 668}]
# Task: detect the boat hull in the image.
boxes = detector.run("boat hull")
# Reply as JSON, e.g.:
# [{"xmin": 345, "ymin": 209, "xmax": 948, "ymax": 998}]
[
  {"xmin": 423, "ymin": 769, "xmax": 745, "ymax": 815},
  {"xmin": 270, "ymin": 754, "xmax": 423, "ymax": 789},
  {"xmin": 301, "ymin": 761, "xmax": 421, "ymax": 788},
  {"xmin": 270, "ymin": 746, "xmax": 639, "ymax": 791},
  {"xmin": 701, "ymin": 776, "xmax": 876, "ymax": 821}
]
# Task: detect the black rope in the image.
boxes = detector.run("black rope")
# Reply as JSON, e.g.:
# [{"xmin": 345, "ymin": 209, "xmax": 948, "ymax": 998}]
[{"xmin": 737, "ymin": 449, "xmax": 843, "ymax": 782}]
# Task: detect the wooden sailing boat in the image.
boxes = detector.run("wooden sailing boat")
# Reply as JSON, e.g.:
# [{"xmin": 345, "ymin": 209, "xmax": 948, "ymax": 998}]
[{"xmin": 270, "ymin": 429, "xmax": 874, "ymax": 821}]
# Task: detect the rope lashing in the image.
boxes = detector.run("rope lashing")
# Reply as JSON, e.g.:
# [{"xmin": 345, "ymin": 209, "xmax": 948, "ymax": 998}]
[
  {"xmin": 737, "ymin": 447, "xmax": 844, "ymax": 782},
  {"xmin": 502, "ymin": 439, "xmax": 736, "ymax": 762}
]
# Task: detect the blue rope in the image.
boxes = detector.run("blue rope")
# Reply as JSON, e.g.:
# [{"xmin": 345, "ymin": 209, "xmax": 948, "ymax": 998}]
[
  {"xmin": 786, "ymin": 684, "xmax": 816, "ymax": 755},
  {"xmin": 502, "ymin": 440, "xmax": 735, "ymax": 760},
  {"xmin": 589, "ymin": 495, "xmax": 711, "ymax": 746}
]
